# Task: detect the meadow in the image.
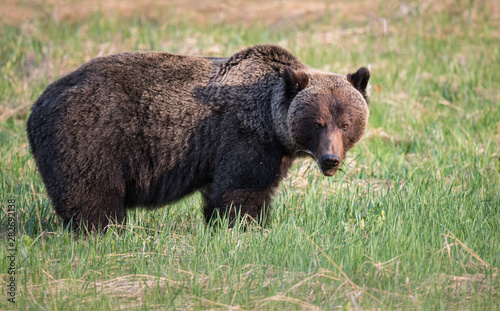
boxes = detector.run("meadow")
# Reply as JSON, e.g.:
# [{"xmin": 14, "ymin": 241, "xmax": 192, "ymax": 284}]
[{"xmin": 1, "ymin": 0, "xmax": 499, "ymax": 309}]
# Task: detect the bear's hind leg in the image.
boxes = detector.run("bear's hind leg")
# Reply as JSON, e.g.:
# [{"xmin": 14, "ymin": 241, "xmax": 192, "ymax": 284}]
[
  {"xmin": 57, "ymin": 176, "xmax": 127, "ymax": 234},
  {"xmin": 61, "ymin": 196, "xmax": 126, "ymax": 234}
]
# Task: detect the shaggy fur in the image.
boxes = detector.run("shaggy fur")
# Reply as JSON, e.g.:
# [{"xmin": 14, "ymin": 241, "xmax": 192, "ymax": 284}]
[{"xmin": 27, "ymin": 45, "xmax": 370, "ymax": 232}]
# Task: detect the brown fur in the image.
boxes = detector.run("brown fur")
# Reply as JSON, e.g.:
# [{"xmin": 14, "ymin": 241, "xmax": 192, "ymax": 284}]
[{"xmin": 27, "ymin": 45, "xmax": 370, "ymax": 232}]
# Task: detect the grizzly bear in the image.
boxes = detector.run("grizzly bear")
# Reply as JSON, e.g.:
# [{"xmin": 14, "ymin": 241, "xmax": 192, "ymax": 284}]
[{"xmin": 27, "ymin": 44, "xmax": 370, "ymax": 232}]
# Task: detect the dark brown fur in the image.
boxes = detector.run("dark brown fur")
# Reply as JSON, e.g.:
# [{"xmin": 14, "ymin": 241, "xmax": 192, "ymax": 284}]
[{"xmin": 27, "ymin": 45, "xmax": 370, "ymax": 232}]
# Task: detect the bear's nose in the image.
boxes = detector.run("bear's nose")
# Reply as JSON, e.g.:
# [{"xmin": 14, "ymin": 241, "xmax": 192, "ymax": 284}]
[{"xmin": 321, "ymin": 154, "xmax": 341, "ymax": 169}]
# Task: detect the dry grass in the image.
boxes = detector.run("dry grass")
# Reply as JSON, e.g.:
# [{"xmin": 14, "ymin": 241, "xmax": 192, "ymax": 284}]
[{"xmin": 20, "ymin": 229, "xmax": 496, "ymax": 309}]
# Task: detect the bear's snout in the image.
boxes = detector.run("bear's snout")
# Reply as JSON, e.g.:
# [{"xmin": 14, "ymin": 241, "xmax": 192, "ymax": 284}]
[
  {"xmin": 320, "ymin": 154, "xmax": 341, "ymax": 175},
  {"xmin": 321, "ymin": 154, "xmax": 341, "ymax": 169}
]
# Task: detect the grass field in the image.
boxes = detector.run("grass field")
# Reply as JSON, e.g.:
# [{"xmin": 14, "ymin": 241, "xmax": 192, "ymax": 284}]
[{"xmin": 1, "ymin": 0, "xmax": 499, "ymax": 309}]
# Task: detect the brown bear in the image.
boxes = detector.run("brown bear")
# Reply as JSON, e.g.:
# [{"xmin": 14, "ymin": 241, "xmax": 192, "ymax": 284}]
[{"xmin": 27, "ymin": 44, "xmax": 370, "ymax": 232}]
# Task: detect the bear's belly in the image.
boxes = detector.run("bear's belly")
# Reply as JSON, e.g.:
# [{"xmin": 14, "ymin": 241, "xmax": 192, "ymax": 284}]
[{"xmin": 124, "ymin": 162, "xmax": 212, "ymax": 209}]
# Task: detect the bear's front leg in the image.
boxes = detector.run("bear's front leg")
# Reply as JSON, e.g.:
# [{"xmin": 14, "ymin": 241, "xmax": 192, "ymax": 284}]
[
  {"xmin": 204, "ymin": 183, "xmax": 275, "ymax": 226},
  {"xmin": 203, "ymin": 140, "xmax": 292, "ymax": 227},
  {"xmin": 205, "ymin": 188, "xmax": 274, "ymax": 226}
]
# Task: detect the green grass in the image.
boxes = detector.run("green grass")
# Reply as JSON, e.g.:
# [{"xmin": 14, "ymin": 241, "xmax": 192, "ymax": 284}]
[{"xmin": 1, "ymin": 1, "xmax": 499, "ymax": 309}]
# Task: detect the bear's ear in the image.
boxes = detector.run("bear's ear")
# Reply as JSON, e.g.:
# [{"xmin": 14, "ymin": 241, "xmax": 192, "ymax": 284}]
[
  {"xmin": 347, "ymin": 67, "xmax": 370, "ymax": 104},
  {"xmin": 282, "ymin": 66, "xmax": 309, "ymax": 102}
]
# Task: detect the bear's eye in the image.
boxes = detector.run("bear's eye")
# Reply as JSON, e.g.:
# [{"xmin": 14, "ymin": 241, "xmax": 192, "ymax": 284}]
[
  {"xmin": 342, "ymin": 123, "xmax": 349, "ymax": 131},
  {"xmin": 314, "ymin": 123, "xmax": 323, "ymax": 130}
]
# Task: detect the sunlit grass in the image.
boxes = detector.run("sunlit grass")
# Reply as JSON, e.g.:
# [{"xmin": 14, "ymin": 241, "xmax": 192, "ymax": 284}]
[{"xmin": 1, "ymin": 1, "xmax": 499, "ymax": 309}]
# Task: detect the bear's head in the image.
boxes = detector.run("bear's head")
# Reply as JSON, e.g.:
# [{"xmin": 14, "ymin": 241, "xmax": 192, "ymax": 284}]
[{"xmin": 278, "ymin": 66, "xmax": 370, "ymax": 176}]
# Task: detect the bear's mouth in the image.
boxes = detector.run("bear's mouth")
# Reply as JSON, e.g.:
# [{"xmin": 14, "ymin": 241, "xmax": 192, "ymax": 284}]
[{"xmin": 321, "ymin": 167, "xmax": 338, "ymax": 177}]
